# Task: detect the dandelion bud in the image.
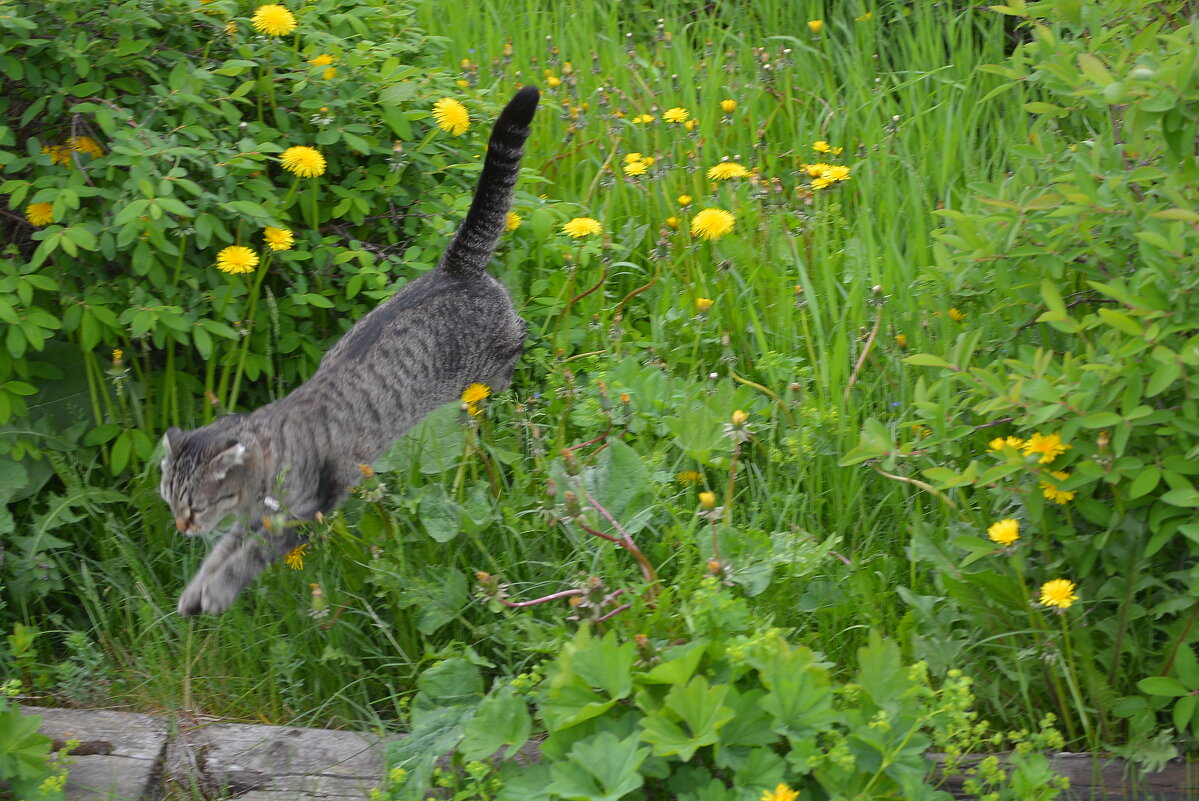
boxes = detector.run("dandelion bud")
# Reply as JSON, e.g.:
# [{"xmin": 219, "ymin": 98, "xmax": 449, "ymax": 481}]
[
  {"xmin": 563, "ymin": 450, "xmax": 581, "ymax": 476},
  {"xmin": 564, "ymin": 490, "xmax": 582, "ymax": 517},
  {"xmin": 634, "ymin": 633, "xmax": 650, "ymax": 647},
  {"xmin": 545, "ymin": 477, "xmax": 557, "ymax": 499},
  {"xmin": 112, "ymin": 348, "xmax": 124, "ymax": 366},
  {"xmin": 731, "ymin": 409, "xmax": 748, "ymax": 426},
  {"xmin": 895, "ymin": 333, "xmax": 908, "ymax": 349},
  {"xmin": 358, "ymin": 463, "xmax": 375, "ymax": 478},
  {"xmin": 699, "ymin": 491, "xmax": 717, "ymax": 509},
  {"xmin": 695, "ymin": 297, "xmax": 713, "ymax": 314},
  {"xmin": 707, "ymin": 558, "xmax": 722, "ymax": 574},
  {"xmin": 720, "ymin": 98, "xmax": 737, "ymax": 113}
]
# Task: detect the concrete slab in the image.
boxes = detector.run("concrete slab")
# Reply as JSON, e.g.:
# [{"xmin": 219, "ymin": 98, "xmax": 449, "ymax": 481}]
[{"xmin": 22, "ymin": 706, "xmax": 168, "ymax": 801}]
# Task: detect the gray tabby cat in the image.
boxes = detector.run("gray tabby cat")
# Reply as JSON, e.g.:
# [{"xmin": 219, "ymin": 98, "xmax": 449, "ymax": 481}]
[{"xmin": 159, "ymin": 86, "xmax": 540, "ymax": 616}]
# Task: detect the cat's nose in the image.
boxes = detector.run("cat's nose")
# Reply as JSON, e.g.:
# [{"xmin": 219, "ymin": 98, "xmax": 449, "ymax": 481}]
[{"xmin": 175, "ymin": 516, "xmax": 188, "ymax": 533}]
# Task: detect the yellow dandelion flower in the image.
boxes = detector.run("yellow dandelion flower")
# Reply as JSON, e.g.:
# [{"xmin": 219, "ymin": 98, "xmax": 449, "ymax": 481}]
[
  {"xmin": 263, "ymin": 226, "xmax": 294, "ymax": 251},
  {"xmin": 690, "ymin": 207, "xmax": 735, "ymax": 240},
  {"xmin": 251, "ymin": 4, "xmax": 297, "ymax": 36},
  {"xmin": 699, "ymin": 491, "xmax": 717, "ymax": 509},
  {"xmin": 948, "ymin": 307, "xmax": 966, "ymax": 322},
  {"xmin": 808, "ymin": 19, "xmax": 824, "ymax": 33},
  {"xmin": 624, "ymin": 161, "xmax": 648, "ymax": 176},
  {"xmin": 461, "ymin": 382, "xmax": 491, "ymax": 415},
  {"xmin": 1039, "ymin": 578, "xmax": 1078, "ymax": 609},
  {"xmin": 639, "ymin": 155, "xmax": 655, "ymax": 167},
  {"xmin": 562, "ymin": 217, "xmax": 602, "ymax": 238},
  {"xmin": 706, "ymin": 162, "xmax": 749, "ymax": 180},
  {"xmin": 720, "ymin": 99, "xmax": 737, "ymax": 113},
  {"xmin": 284, "ymin": 543, "xmax": 307, "ymax": 570},
  {"xmin": 678, "ymin": 194, "xmax": 693, "ymax": 206},
  {"xmin": 988, "ymin": 436, "xmax": 1025, "ymax": 452},
  {"xmin": 625, "ymin": 152, "xmax": 643, "ymax": 163},
  {"xmin": 803, "ymin": 162, "xmax": 832, "ymax": 177},
  {"xmin": 1023, "ymin": 432, "xmax": 1070, "ymax": 464},
  {"xmin": 112, "ymin": 348, "xmax": 124, "ymax": 365},
  {"xmin": 25, "ymin": 202, "xmax": 54, "ymax": 226},
  {"xmin": 1040, "ymin": 470, "xmax": 1075, "ymax": 505},
  {"xmin": 280, "ymin": 145, "xmax": 326, "ymax": 178},
  {"xmin": 69, "ymin": 136, "xmax": 104, "ymax": 158},
  {"xmin": 666, "ymin": 216, "xmax": 680, "ymax": 229},
  {"xmin": 895, "ymin": 333, "xmax": 908, "ymax": 349},
  {"xmin": 677, "ymin": 470, "xmax": 703, "ymax": 485},
  {"xmin": 684, "ymin": 118, "xmax": 699, "ymax": 131},
  {"xmin": 663, "ymin": 107, "xmax": 690, "ymax": 123},
  {"xmin": 695, "ymin": 297, "xmax": 713, "ymax": 313},
  {"xmin": 456, "ymin": 79, "xmax": 469, "ymax": 88},
  {"xmin": 762, "ymin": 783, "xmax": 800, "ymax": 801},
  {"xmin": 987, "ymin": 518, "xmax": 1020, "ymax": 546},
  {"xmin": 432, "ymin": 97, "xmax": 470, "ymax": 135},
  {"xmin": 546, "ymin": 75, "xmax": 561, "ymax": 88},
  {"xmin": 822, "ymin": 164, "xmax": 851, "ymax": 182},
  {"xmin": 215, "ymin": 246, "xmax": 259, "ymax": 274},
  {"xmin": 322, "ymin": 66, "xmax": 337, "ymax": 80},
  {"xmin": 505, "ymin": 211, "xmax": 522, "ymax": 232},
  {"xmin": 225, "ymin": 20, "xmax": 237, "ymax": 35},
  {"xmin": 631, "ymin": 113, "xmax": 656, "ymax": 124},
  {"xmin": 308, "ymin": 53, "xmax": 334, "ymax": 67},
  {"xmin": 812, "ymin": 140, "xmax": 844, "ymax": 156},
  {"xmin": 41, "ymin": 144, "xmax": 73, "ymax": 168}
]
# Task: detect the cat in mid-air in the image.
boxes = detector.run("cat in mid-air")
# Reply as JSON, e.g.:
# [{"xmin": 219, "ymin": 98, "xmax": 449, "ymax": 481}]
[{"xmin": 159, "ymin": 86, "xmax": 540, "ymax": 616}]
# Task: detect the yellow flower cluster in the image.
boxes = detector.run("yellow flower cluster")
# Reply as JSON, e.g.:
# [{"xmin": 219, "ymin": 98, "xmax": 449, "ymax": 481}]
[
  {"xmin": 40, "ymin": 136, "xmax": 104, "ymax": 169},
  {"xmin": 803, "ymin": 161, "xmax": 851, "ymax": 190},
  {"xmin": 505, "ymin": 211, "xmax": 522, "ymax": 232},
  {"xmin": 284, "ymin": 543, "xmax": 307, "ymax": 570},
  {"xmin": 264, "ymin": 226, "xmax": 294, "ymax": 251},
  {"xmin": 623, "ymin": 152, "xmax": 655, "ymax": 176}
]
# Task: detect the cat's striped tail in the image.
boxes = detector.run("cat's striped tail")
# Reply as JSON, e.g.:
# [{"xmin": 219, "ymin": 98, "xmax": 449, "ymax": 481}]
[{"xmin": 438, "ymin": 85, "xmax": 539, "ymax": 278}]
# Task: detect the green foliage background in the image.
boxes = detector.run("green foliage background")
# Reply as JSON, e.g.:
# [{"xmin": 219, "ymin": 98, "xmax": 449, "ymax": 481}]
[{"xmin": 1, "ymin": 0, "xmax": 1197, "ymax": 793}]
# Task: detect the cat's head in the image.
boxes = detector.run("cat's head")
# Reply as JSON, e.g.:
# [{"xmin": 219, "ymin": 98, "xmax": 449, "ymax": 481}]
[{"xmin": 159, "ymin": 418, "xmax": 263, "ymax": 535}]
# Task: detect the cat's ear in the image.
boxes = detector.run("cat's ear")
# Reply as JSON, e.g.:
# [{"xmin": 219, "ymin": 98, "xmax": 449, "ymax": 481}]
[
  {"xmin": 162, "ymin": 427, "xmax": 183, "ymax": 458},
  {"xmin": 212, "ymin": 434, "xmax": 258, "ymax": 479}
]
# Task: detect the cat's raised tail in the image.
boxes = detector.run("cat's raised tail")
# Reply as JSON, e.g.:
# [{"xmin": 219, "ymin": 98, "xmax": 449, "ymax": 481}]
[{"xmin": 438, "ymin": 85, "xmax": 540, "ymax": 278}]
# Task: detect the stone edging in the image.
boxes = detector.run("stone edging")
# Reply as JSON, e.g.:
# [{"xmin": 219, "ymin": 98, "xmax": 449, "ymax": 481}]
[{"xmin": 23, "ymin": 705, "xmax": 1199, "ymax": 800}]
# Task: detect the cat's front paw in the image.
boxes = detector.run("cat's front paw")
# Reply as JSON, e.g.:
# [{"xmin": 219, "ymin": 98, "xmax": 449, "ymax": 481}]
[
  {"xmin": 177, "ymin": 575, "xmax": 241, "ymax": 616},
  {"xmin": 177, "ymin": 580, "xmax": 205, "ymax": 617}
]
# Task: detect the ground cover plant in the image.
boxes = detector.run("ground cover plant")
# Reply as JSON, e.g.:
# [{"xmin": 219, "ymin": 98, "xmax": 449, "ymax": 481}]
[{"xmin": 1, "ymin": 0, "xmax": 1197, "ymax": 797}]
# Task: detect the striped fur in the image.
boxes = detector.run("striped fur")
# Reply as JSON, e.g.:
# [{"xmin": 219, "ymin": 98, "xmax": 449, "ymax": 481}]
[{"xmin": 160, "ymin": 87, "xmax": 539, "ymax": 616}]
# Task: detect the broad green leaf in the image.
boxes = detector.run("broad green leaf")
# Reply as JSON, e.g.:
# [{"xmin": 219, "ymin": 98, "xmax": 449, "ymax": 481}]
[
  {"xmin": 903, "ymin": 353, "xmax": 958, "ymax": 370},
  {"xmin": 548, "ymin": 732, "xmax": 648, "ymax": 801},
  {"xmin": 1138, "ymin": 676, "xmax": 1188, "ymax": 697},
  {"xmin": 572, "ymin": 630, "xmax": 635, "ymax": 700},
  {"xmin": 459, "ymin": 687, "xmax": 532, "ymax": 761}
]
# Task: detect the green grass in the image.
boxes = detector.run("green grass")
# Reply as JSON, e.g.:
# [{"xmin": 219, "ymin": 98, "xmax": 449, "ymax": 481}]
[{"xmin": 7, "ymin": 0, "xmax": 1047, "ymax": 735}]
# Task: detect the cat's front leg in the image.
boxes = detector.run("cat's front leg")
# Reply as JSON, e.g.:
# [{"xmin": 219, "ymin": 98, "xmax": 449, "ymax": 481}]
[
  {"xmin": 177, "ymin": 528, "xmax": 245, "ymax": 616},
  {"xmin": 192, "ymin": 524, "xmax": 303, "ymax": 615}
]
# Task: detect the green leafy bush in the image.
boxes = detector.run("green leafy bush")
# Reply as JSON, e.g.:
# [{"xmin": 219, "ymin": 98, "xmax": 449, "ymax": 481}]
[
  {"xmin": 377, "ymin": 582, "xmax": 1068, "ymax": 801},
  {"xmin": 0, "ymin": 0, "xmax": 558, "ymax": 606},
  {"xmin": 845, "ymin": 0, "xmax": 1199, "ymax": 755}
]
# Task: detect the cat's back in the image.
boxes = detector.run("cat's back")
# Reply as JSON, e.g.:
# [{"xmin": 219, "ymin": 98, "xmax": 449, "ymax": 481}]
[{"xmin": 315, "ymin": 268, "xmax": 519, "ymax": 377}]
